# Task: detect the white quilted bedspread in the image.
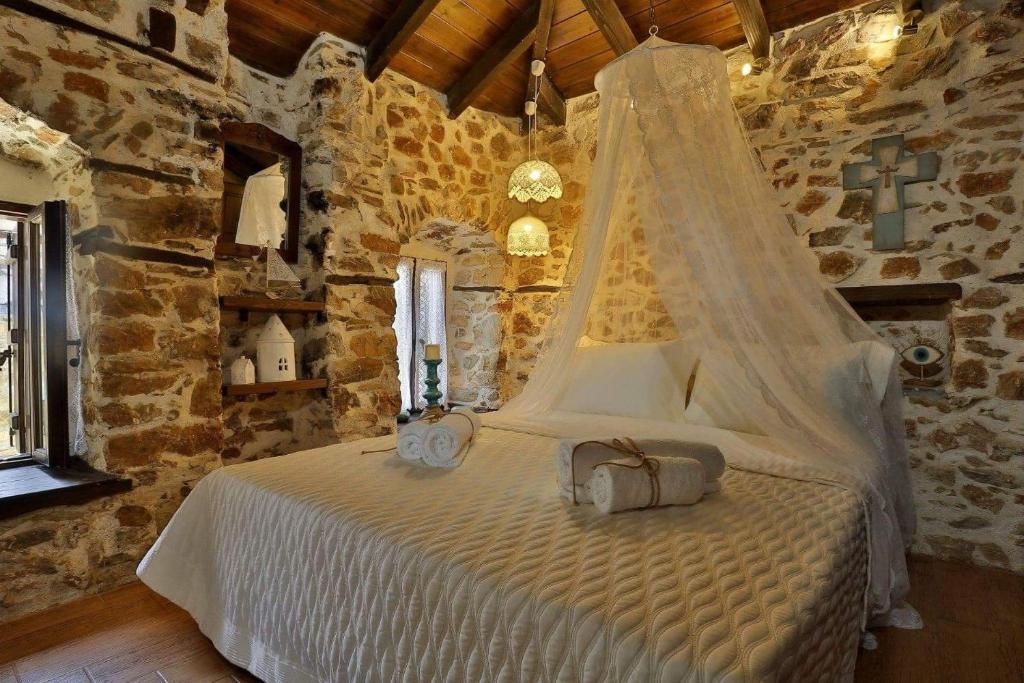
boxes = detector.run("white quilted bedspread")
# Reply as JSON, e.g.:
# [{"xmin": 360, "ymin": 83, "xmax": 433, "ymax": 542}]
[{"xmin": 138, "ymin": 425, "xmax": 867, "ymax": 683}]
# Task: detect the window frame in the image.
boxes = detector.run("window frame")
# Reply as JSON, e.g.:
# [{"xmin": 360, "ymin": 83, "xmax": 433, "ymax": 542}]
[{"xmin": 0, "ymin": 200, "xmax": 71, "ymax": 469}]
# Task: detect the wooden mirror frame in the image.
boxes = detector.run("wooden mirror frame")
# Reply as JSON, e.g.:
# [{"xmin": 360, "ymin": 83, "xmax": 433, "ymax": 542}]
[{"xmin": 215, "ymin": 121, "xmax": 302, "ymax": 264}]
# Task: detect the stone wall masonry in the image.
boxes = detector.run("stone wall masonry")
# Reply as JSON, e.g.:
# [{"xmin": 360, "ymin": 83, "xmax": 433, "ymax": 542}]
[
  {"xmin": 296, "ymin": 38, "xmax": 525, "ymax": 433},
  {"xmin": 23, "ymin": 0, "xmax": 228, "ymax": 79},
  {"xmin": 1, "ymin": 2, "xmax": 232, "ymax": 619},
  {"xmin": 530, "ymin": 0, "xmax": 1024, "ymax": 572},
  {"xmin": 732, "ymin": 0, "xmax": 1023, "ymax": 572},
  {"xmin": 1, "ymin": 9, "xmax": 530, "ymax": 621}
]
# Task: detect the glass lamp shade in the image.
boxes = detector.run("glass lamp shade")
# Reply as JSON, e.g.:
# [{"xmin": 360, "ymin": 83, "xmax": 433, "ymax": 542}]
[
  {"xmin": 507, "ymin": 160, "xmax": 563, "ymax": 203},
  {"xmin": 507, "ymin": 214, "xmax": 550, "ymax": 257}
]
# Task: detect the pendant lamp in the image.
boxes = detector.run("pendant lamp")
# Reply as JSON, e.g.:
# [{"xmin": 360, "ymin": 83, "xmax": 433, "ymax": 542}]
[
  {"xmin": 508, "ymin": 159, "xmax": 563, "ymax": 203},
  {"xmin": 506, "ymin": 213, "xmax": 550, "ymax": 257},
  {"xmin": 507, "ymin": 59, "xmax": 558, "ymax": 256}
]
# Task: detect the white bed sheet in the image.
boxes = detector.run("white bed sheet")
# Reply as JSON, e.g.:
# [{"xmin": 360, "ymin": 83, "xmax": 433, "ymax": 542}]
[{"xmin": 138, "ymin": 418, "xmax": 867, "ymax": 682}]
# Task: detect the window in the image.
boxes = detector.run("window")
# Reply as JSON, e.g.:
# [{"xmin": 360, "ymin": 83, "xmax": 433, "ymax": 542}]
[
  {"xmin": 0, "ymin": 200, "xmax": 77, "ymax": 469},
  {"xmin": 392, "ymin": 256, "xmax": 447, "ymax": 413}
]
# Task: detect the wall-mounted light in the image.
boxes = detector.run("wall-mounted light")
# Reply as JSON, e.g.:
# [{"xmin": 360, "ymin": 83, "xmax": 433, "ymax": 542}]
[
  {"xmin": 740, "ymin": 57, "xmax": 770, "ymax": 77},
  {"xmin": 901, "ymin": 9, "xmax": 923, "ymax": 35}
]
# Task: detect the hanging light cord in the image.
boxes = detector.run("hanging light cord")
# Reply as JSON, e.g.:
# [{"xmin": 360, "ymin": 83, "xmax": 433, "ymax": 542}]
[{"xmin": 648, "ymin": 0, "xmax": 658, "ymax": 35}]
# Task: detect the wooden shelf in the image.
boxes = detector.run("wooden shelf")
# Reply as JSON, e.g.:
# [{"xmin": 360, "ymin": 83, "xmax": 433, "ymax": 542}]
[
  {"xmin": 222, "ymin": 378, "xmax": 328, "ymax": 397},
  {"xmin": 836, "ymin": 283, "xmax": 962, "ymax": 307},
  {"xmin": 219, "ymin": 296, "xmax": 325, "ymax": 321}
]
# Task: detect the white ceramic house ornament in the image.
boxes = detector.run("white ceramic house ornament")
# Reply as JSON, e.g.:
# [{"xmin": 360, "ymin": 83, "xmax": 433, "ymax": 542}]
[
  {"xmin": 229, "ymin": 356, "xmax": 256, "ymax": 385},
  {"xmin": 256, "ymin": 314, "xmax": 296, "ymax": 382}
]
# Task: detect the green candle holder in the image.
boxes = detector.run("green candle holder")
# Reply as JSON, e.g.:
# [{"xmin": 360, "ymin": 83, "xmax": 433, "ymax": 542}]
[{"xmin": 422, "ymin": 358, "xmax": 443, "ymax": 419}]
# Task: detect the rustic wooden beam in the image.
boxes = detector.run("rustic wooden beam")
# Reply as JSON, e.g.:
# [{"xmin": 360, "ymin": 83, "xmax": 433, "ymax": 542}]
[
  {"xmin": 730, "ymin": 0, "xmax": 771, "ymax": 60},
  {"xmin": 446, "ymin": 1, "xmax": 541, "ymax": 119},
  {"xmin": 537, "ymin": 73, "xmax": 566, "ymax": 125},
  {"xmin": 530, "ymin": 0, "xmax": 565, "ymax": 125},
  {"xmin": 364, "ymin": 0, "xmax": 442, "ymax": 82},
  {"xmin": 836, "ymin": 283, "xmax": 962, "ymax": 307},
  {"xmin": 74, "ymin": 226, "xmax": 214, "ymax": 270},
  {"xmin": 533, "ymin": 0, "xmax": 555, "ymax": 62},
  {"xmin": 580, "ymin": 0, "xmax": 638, "ymax": 56}
]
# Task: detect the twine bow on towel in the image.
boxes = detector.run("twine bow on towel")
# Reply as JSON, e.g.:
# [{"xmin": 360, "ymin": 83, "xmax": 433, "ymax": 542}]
[{"xmin": 570, "ymin": 437, "xmax": 660, "ymax": 507}]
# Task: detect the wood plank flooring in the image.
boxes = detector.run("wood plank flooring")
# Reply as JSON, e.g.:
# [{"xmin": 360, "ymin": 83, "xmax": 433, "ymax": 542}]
[
  {"xmin": 1, "ymin": 556, "xmax": 1020, "ymax": 682},
  {"xmin": 855, "ymin": 555, "xmax": 1024, "ymax": 682}
]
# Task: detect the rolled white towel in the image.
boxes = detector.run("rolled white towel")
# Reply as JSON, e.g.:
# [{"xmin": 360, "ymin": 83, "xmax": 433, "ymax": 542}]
[
  {"xmin": 556, "ymin": 438, "xmax": 725, "ymax": 501},
  {"xmin": 555, "ymin": 441, "xmax": 627, "ymax": 503},
  {"xmin": 590, "ymin": 456, "xmax": 705, "ymax": 514},
  {"xmin": 397, "ymin": 421, "xmax": 430, "ymax": 461},
  {"xmin": 422, "ymin": 407, "xmax": 481, "ymax": 468}
]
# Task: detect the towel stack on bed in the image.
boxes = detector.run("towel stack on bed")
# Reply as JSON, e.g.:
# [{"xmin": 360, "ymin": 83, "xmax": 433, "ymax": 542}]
[
  {"xmin": 397, "ymin": 407, "xmax": 481, "ymax": 468},
  {"xmin": 556, "ymin": 439, "xmax": 725, "ymax": 514}
]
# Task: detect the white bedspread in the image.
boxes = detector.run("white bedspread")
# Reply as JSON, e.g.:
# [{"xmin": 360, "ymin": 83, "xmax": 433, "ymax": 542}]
[{"xmin": 138, "ymin": 420, "xmax": 867, "ymax": 682}]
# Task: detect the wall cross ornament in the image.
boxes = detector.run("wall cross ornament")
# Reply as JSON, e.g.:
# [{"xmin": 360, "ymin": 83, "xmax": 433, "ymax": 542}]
[{"xmin": 841, "ymin": 134, "xmax": 938, "ymax": 251}]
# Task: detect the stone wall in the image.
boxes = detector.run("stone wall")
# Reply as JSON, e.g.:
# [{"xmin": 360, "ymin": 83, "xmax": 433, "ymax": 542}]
[
  {"xmin": 1, "ymin": 1, "xmax": 231, "ymax": 620},
  {"xmin": 296, "ymin": 37, "xmax": 523, "ymax": 437},
  {"xmin": 733, "ymin": 0, "xmax": 1023, "ymax": 572},
  {"xmin": 0, "ymin": 3, "xmax": 527, "ymax": 620},
  {"xmin": 527, "ymin": 0, "xmax": 1023, "ymax": 572}
]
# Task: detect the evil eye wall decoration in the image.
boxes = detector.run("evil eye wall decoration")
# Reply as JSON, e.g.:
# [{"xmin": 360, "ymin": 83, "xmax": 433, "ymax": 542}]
[{"xmin": 899, "ymin": 342, "xmax": 946, "ymax": 388}]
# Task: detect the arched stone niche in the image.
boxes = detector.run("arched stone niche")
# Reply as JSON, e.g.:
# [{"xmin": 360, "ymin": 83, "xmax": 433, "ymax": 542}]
[{"xmin": 404, "ymin": 218, "xmax": 508, "ymax": 409}]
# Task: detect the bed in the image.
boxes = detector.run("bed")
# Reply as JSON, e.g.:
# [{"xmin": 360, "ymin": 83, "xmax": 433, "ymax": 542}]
[{"xmin": 138, "ymin": 413, "xmax": 868, "ymax": 682}]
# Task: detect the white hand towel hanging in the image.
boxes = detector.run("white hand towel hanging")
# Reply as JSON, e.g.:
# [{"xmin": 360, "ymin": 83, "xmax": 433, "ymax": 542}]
[{"xmin": 236, "ymin": 162, "xmax": 287, "ymax": 249}]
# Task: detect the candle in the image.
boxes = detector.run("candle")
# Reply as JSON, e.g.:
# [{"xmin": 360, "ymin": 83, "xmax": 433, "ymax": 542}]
[{"xmin": 424, "ymin": 343, "xmax": 441, "ymax": 361}]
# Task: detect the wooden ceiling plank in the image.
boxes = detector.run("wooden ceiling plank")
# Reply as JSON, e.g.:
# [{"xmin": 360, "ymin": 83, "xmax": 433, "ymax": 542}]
[
  {"xmin": 365, "ymin": 0, "xmax": 444, "ymax": 82},
  {"xmin": 446, "ymin": 0, "xmax": 541, "ymax": 119},
  {"xmin": 730, "ymin": 0, "xmax": 770, "ymax": 59},
  {"xmin": 580, "ymin": 0, "xmax": 639, "ymax": 55}
]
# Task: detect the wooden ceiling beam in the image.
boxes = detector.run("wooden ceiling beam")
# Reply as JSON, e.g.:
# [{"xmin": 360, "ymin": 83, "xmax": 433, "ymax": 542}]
[
  {"xmin": 537, "ymin": 72, "xmax": 566, "ymax": 126},
  {"xmin": 580, "ymin": 0, "xmax": 639, "ymax": 56},
  {"xmin": 364, "ymin": 0, "xmax": 442, "ymax": 82},
  {"xmin": 531, "ymin": 0, "xmax": 565, "ymax": 125},
  {"xmin": 533, "ymin": 0, "xmax": 556, "ymax": 62},
  {"xmin": 446, "ymin": 1, "xmax": 541, "ymax": 120},
  {"xmin": 730, "ymin": 0, "xmax": 770, "ymax": 60}
]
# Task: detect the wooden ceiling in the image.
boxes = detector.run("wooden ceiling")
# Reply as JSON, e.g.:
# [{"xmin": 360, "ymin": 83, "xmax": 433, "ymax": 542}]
[{"xmin": 226, "ymin": 0, "xmax": 866, "ymax": 119}]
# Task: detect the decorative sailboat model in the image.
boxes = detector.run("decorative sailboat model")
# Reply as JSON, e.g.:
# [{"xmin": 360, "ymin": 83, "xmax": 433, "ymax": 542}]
[{"xmin": 263, "ymin": 239, "xmax": 301, "ymax": 293}]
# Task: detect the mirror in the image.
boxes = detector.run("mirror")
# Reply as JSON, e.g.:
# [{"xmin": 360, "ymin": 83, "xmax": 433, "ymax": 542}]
[{"xmin": 216, "ymin": 122, "xmax": 301, "ymax": 263}]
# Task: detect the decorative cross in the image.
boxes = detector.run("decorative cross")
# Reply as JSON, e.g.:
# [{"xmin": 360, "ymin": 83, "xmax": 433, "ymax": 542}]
[{"xmin": 842, "ymin": 134, "xmax": 938, "ymax": 251}]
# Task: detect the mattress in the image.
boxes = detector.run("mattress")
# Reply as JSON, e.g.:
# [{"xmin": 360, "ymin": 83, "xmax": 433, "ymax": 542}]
[{"xmin": 138, "ymin": 424, "xmax": 867, "ymax": 682}]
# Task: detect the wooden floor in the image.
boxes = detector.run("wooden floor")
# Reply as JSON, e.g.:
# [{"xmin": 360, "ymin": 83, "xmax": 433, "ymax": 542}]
[{"xmin": 1, "ymin": 556, "xmax": 1021, "ymax": 682}]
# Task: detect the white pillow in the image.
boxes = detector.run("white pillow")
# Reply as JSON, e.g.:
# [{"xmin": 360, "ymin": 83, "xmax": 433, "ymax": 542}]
[
  {"xmin": 683, "ymin": 354, "xmax": 767, "ymax": 436},
  {"xmin": 558, "ymin": 340, "xmax": 697, "ymax": 421},
  {"xmin": 684, "ymin": 347, "xmax": 877, "ymax": 436}
]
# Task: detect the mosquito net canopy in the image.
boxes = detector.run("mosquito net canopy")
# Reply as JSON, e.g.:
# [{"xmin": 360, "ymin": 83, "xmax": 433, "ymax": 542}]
[{"xmin": 493, "ymin": 37, "xmax": 916, "ymax": 624}]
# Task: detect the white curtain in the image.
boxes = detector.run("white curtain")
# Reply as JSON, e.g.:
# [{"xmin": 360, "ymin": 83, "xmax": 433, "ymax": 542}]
[
  {"xmin": 392, "ymin": 257, "xmax": 448, "ymax": 412},
  {"xmin": 497, "ymin": 37, "xmax": 915, "ymax": 624},
  {"xmin": 413, "ymin": 260, "xmax": 448, "ymax": 410},
  {"xmin": 392, "ymin": 258, "xmax": 414, "ymax": 412}
]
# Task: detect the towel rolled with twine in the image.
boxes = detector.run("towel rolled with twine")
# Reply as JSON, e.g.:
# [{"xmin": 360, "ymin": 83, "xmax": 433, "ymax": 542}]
[
  {"xmin": 590, "ymin": 456, "xmax": 705, "ymax": 514},
  {"xmin": 421, "ymin": 407, "xmax": 481, "ymax": 468},
  {"xmin": 397, "ymin": 421, "xmax": 430, "ymax": 461},
  {"xmin": 556, "ymin": 438, "xmax": 725, "ymax": 502}
]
